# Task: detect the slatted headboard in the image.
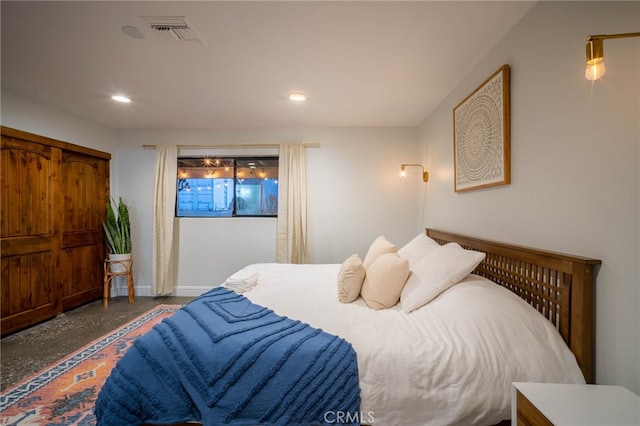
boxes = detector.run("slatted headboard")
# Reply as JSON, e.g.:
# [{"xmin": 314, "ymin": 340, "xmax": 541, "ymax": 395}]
[{"xmin": 426, "ymin": 228, "xmax": 601, "ymax": 384}]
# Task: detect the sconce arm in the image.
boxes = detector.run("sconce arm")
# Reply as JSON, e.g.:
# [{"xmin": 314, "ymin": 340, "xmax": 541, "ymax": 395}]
[
  {"xmin": 400, "ymin": 163, "xmax": 429, "ymax": 183},
  {"xmin": 587, "ymin": 32, "xmax": 640, "ymax": 41}
]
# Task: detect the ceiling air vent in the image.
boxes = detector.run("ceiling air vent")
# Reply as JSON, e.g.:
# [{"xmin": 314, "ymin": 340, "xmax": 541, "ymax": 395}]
[{"xmin": 140, "ymin": 16, "xmax": 204, "ymax": 44}]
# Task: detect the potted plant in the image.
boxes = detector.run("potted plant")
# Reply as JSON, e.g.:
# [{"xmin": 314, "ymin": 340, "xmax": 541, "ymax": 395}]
[{"xmin": 103, "ymin": 197, "xmax": 131, "ymax": 272}]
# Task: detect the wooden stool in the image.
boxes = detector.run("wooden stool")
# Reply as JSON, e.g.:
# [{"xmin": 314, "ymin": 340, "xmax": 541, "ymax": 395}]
[{"xmin": 103, "ymin": 257, "xmax": 134, "ymax": 307}]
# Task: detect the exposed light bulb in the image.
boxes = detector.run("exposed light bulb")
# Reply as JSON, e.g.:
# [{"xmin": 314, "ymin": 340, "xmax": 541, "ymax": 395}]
[{"xmin": 585, "ymin": 58, "xmax": 606, "ymax": 81}]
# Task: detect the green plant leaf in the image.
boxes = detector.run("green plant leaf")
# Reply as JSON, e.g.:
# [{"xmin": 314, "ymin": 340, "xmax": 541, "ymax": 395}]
[{"xmin": 103, "ymin": 197, "xmax": 131, "ymax": 254}]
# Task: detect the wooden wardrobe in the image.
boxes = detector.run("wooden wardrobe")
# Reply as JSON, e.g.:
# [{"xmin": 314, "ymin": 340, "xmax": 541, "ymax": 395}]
[{"xmin": 1, "ymin": 126, "xmax": 111, "ymax": 336}]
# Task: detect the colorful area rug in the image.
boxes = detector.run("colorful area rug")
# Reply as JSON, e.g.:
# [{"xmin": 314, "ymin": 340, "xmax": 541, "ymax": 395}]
[{"xmin": 0, "ymin": 305, "xmax": 181, "ymax": 425}]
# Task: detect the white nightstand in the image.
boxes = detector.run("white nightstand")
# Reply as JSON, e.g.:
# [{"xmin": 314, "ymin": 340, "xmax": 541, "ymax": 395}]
[{"xmin": 512, "ymin": 382, "xmax": 640, "ymax": 426}]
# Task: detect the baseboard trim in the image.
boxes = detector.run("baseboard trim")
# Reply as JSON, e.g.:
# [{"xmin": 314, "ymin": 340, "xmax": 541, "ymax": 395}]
[{"xmin": 122, "ymin": 285, "xmax": 214, "ymax": 298}]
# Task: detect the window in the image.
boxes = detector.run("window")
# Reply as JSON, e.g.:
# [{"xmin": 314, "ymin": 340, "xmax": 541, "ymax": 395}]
[{"xmin": 176, "ymin": 157, "xmax": 278, "ymax": 217}]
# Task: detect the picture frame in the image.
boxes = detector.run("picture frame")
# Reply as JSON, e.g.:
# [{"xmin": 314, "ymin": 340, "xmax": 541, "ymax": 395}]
[{"xmin": 453, "ymin": 64, "xmax": 510, "ymax": 192}]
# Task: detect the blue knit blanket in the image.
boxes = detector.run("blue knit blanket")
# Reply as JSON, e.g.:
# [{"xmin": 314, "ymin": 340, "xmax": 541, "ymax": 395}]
[{"xmin": 94, "ymin": 287, "xmax": 361, "ymax": 425}]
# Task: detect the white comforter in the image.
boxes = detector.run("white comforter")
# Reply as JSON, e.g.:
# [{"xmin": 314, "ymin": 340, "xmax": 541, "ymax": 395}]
[{"xmin": 234, "ymin": 263, "xmax": 584, "ymax": 426}]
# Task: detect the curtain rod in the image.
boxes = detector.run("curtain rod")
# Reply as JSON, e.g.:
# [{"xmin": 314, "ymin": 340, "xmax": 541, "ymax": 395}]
[{"xmin": 142, "ymin": 142, "xmax": 320, "ymax": 149}]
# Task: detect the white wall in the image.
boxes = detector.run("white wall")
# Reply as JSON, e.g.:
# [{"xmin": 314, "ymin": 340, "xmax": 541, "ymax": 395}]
[
  {"xmin": 113, "ymin": 127, "xmax": 422, "ymax": 296},
  {"xmin": 420, "ymin": 1, "xmax": 639, "ymax": 393},
  {"xmin": 0, "ymin": 91, "xmax": 423, "ymax": 298},
  {"xmin": 1, "ymin": 89, "xmax": 116, "ymax": 153}
]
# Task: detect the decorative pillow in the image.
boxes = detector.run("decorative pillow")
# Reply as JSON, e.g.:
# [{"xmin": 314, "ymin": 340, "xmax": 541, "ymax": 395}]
[
  {"xmin": 337, "ymin": 254, "xmax": 366, "ymax": 303},
  {"xmin": 397, "ymin": 233, "xmax": 441, "ymax": 267},
  {"xmin": 400, "ymin": 243, "xmax": 486, "ymax": 313},
  {"xmin": 362, "ymin": 236, "xmax": 397, "ymax": 270},
  {"xmin": 360, "ymin": 253, "xmax": 410, "ymax": 310}
]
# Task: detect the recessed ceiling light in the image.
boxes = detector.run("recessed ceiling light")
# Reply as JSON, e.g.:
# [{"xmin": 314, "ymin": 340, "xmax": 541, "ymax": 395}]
[
  {"xmin": 288, "ymin": 93, "xmax": 306, "ymax": 101},
  {"xmin": 111, "ymin": 95, "xmax": 131, "ymax": 103}
]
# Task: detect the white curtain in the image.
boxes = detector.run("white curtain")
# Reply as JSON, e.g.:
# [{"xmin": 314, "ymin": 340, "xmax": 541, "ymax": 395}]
[
  {"xmin": 276, "ymin": 144, "xmax": 308, "ymax": 264},
  {"xmin": 152, "ymin": 145, "xmax": 178, "ymax": 295}
]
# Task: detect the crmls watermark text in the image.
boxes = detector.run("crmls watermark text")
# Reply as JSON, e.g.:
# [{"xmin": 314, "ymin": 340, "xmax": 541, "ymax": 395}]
[{"xmin": 323, "ymin": 411, "xmax": 375, "ymax": 424}]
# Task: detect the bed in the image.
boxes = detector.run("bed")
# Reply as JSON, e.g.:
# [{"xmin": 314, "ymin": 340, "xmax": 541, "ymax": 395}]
[{"xmin": 95, "ymin": 229, "xmax": 600, "ymax": 425}]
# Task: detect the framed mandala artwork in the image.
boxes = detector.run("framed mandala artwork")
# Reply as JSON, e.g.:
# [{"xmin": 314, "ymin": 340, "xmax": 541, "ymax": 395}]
[{"xmin": 453, "ymin": 64, "xmax": 510, "ymax": 192}]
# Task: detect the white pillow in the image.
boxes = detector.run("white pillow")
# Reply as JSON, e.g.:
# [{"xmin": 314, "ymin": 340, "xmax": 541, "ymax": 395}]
[
  {"xmin": 397, "ymin": 233, "xmax": 441, "ymax": 267},
  {"xmin": 360, "ymin": 253, "xmax": 410, "ymax": 310},
  {"xmin": 400, "ymin": 243, "xmax": 485, "ymax": 313},
  {"xmin": 362, "ymin": 236, "xmax": 397, "ymax": 270},
  {"xmin": 337, "ymin": 254, "xmax": 366, "ymax": 303}
]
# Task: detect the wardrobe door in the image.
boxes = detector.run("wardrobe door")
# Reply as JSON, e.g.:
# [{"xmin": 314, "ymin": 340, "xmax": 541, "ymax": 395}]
[
  {"xmin": 60, "ymin": 151, "xmax": 108, "ymax": 310},
  {"xmin": 1, "ymin": 136, "xmax": 62, "ymax": 335}
]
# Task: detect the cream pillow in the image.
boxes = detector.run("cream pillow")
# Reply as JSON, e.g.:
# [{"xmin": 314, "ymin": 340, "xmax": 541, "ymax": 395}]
[
  {"xmin": 337, "ymin": 254, "xmax": 366, "ymax": 303},
  {"xmin": 362, "ymin": 236, "xmax": 397, "ymax": 270},
  {"xmin": 360, "ymin": 253, "xmax": 410, "ymax": 310},
  {"xmin": 397, "ymin": 233, "xmax": 441, "ymax": 267},
  {"xmin": 400, "ymin": 243, "xmax": 486, "ymax": 313}
]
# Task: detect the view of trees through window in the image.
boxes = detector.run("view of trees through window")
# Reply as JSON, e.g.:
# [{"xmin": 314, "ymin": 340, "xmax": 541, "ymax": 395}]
[{"xmin": 176, "ymin": 157, "xmax": 278, "ymax": 217}]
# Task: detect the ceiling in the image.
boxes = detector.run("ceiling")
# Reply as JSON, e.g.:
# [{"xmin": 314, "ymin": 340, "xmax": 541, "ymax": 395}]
[{"xmin": 1, "ymin": 1, "xmax": 535, "ymax": 130}]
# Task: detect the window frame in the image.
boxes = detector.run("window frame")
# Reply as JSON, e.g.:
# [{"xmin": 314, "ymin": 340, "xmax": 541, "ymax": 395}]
[{"xmin": 176, "ymin": 155, "xmax": 279, "ymax": 218}]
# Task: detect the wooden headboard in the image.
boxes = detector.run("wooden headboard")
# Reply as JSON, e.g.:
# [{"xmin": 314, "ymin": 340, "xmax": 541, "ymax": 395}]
[{"xmin": 426, "ymin": 228, "xmax": 601, "ymax": 384}]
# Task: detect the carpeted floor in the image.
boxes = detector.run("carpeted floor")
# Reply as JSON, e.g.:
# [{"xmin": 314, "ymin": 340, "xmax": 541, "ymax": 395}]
[{"xmin": 1, "ymin": 295, "xmax": 194, "ymax": 392}]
